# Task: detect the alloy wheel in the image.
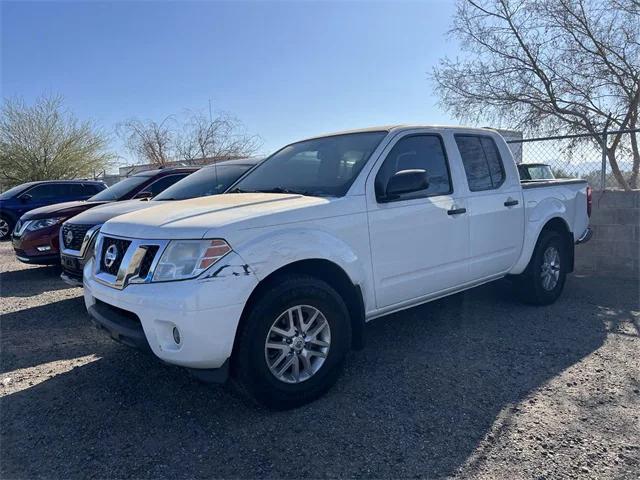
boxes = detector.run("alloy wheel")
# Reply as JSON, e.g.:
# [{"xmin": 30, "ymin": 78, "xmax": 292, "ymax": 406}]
[
  {"xmin": 264, "ymin": 305, "xmax": 331, "ymax": 384},
  {"xmin": 540, "ymin": 246, "xmax": 561, "ymax": 291},
  {"xmin": 0, "ymin": 219, "xmax": 10, "ymax": 238}
]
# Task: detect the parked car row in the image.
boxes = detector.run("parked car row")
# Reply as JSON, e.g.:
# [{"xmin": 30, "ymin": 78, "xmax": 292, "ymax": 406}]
[{"xmin": 2, "ymin": 125, "xmax": 592, "ymax": 409}]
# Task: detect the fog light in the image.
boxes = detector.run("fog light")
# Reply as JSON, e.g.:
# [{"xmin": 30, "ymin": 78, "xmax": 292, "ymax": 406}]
[
  {"xmin": 172, "ymin": 327, "xmax": 181, "ymax": 345},
  {"xmin": 36, "ymin": 246, "xmax": 51, "ymax": 252}
]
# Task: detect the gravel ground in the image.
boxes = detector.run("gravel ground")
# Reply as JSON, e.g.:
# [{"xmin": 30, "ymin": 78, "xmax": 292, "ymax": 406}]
[{"xmin": 1, "ymin": 240, "xmax": 638, "ymax": 479}]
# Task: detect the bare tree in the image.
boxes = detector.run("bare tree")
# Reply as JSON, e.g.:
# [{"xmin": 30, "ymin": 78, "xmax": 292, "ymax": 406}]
[
  {"xmin": 176, "ymin": 111, "xmax": 262, "ymax": 164},
  {"xmin": 117, "ymin": 116, "xmax": 176, "ymax": 167},
  {"xmin": 0, "ymin": 95, "xmax": 114, "ymax": 187},
  {"xmin": 118, "ymin": 110, "xmax": 261, "ymax": 167},
  {"xmin": 432, "ymin": 0, "xmax": 640, "ymax": 189}
]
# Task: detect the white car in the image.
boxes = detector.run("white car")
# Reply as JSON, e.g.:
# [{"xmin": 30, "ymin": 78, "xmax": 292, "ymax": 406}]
[{"xmin": 83, "ymin": 125, "xmax": 592, "ymax": 408}]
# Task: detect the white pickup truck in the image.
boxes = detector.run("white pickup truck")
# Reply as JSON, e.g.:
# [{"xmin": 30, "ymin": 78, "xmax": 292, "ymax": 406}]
[{"xmin": 84, "ymin": 125, "xmax": 592, "ymax": 408}]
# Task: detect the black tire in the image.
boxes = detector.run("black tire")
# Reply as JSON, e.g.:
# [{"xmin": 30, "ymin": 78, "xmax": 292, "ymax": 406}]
[
  {"xmin": 515, "ymin": 230, "xmax": 568, "ymax": 305},
  {"xmin": 0, "ymin": 214, "xmax": 14, "ymax": 241},
  {"xmin": 232, "ymin": 274, "xmax": 351, "ymax": 410}
]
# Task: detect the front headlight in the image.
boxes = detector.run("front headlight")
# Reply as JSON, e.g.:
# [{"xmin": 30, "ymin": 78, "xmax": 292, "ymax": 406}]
[
  {"xmin": 152, "ymin": 239, "xmax": 231, "ymax": 282},
  {"xmin": 26, "ymin": 217, "xmax": 66, "ymax": 232}
]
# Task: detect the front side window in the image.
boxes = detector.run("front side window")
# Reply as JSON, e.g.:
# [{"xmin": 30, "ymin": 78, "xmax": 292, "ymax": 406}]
[
  {"xmin": 0, "ymin": 183, "xmax": 34, "ymax": 200},
  {"xmin": 455, "ymin": 135, "xmax": 505, "ymax": 191},
  {"xmin": 232, "ymin": 131, "xmax": 388, "ymax": 197},
  {"xmin": 155, "ymin": 164, "xmax": 254, "ymax": 201},
  {"xmin": 375, "ymin": 134, "xmax": 452, "ymax": 200},
  {"xmin": 23, "ymin": 183, "xmax": 66, "ymax": 200}
]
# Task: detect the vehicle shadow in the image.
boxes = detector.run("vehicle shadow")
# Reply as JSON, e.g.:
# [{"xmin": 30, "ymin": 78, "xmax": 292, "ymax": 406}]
[
  {"xmin": 0, "ymin": 297, "xmax": 115, "ymax": 374},
  {"xmin": 0, "ymin": 277, "xmax": 618, "ymax": 479},
  {"xmin": 0, "ymin": 265, "xmax": 73, "ymax": 297}
]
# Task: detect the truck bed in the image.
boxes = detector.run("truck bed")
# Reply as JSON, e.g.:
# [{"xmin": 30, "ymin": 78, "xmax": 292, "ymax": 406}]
[{"xmin": 521, "ymin": 178, "xmax": 588, "ymax": 189}]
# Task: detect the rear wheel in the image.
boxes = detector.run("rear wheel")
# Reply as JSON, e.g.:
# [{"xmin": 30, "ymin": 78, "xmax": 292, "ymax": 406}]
[
  {"xmin": 0, "ymin": 215, "xmax": 13, "ymax": 241},
  {"xmin": 515, "ymin": 230, "xmax": 568, "ymax": 305},
  {"xmin": 232, "ymin": 274, "xmax": 351, "ymax": 409}
]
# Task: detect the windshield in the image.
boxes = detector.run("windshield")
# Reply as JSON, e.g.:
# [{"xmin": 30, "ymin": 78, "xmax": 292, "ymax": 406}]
[
  {"xmin": 154, "ymin": 164, "xmax": 254, "ymax": 201},
  {"xmin": 0, "ymin": 183, "xmax": 33, "ymax": 200},
  {"xmin": 89, "ymin": 175, "xmax": 150, "ymax": 201},
  {"xmin": 232, "ymin": 131, "xmax": 388, "ymax": 197},
  {"xmin": 528, "ymin": 165, "xmax": 554, "ymax": 179}
]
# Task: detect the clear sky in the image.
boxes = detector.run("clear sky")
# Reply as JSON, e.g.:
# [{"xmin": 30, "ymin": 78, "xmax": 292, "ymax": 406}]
[{"xmin": 2, "ymin": 0, "xmax": 459, "ymax": 165}]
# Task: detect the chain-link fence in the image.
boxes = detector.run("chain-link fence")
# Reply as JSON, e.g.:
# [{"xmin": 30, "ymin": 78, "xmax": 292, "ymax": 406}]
[{"xmin": 506, "ymin": 128, "xmax": 639, "ymax": 190}]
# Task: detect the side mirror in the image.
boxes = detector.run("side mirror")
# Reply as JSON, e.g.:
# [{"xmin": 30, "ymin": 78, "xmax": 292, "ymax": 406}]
[
  {"xmin": 19, "ymin": 193, "xmax": 32, "ymax": 203},
  {"xmin": 134, "ymin": 191, "xmax": 153, "ymax": 200},
  {"xmin": 382, "ymin": 169, "xmax": 429, "ymax": 201}
]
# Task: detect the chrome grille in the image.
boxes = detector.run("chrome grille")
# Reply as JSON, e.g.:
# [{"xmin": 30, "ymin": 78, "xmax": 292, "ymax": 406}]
[
  {"xmin": 99, "ymin": 237, "xmax": 132, "ymax": 275},
  {"xmin": 94, "ymin": 234, "xmax": 168, "ymax": 289},
  {"xmin": 62, "ymin": 223, "xmax": 92, "ymax": 250},
  {"xmin": 138, "ymin": 246, "xmax": 159, "ymax": 279}
]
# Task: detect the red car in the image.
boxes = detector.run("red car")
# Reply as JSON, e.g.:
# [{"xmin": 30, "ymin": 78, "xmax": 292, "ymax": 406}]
[{"xmin": 12, "ymin": 167, "xmax": 197, "ymax": 265}]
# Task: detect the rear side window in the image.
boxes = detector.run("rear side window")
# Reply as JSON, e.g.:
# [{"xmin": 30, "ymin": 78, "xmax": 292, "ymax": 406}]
[
  {"xmin": 146, "ymin": 174, "xmax": 188, "ymax": 196},
  {"xmin": 66, "ymin": 183, "xmax": 95, "ymax": 196},
  {"xmin": 455, "ymin": 135, "xmax": 505, "ymax": 191},
  {"xmin": 375, "ymin": 134, "xmax": 452, "ymax": 200},
  {"xmin": 83, "ymin": 183, "xmax": 105, "ymax": 194}
]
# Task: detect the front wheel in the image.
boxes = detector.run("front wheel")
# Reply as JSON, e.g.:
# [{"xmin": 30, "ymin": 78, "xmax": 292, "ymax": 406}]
[
  {"xmin": 0, "ymin": 215, "xmax": 14, "ymax": 241},
  {"xmin": 515, "ymin": 230, "xmax": 568, "ymax": 305},
  {"xmin": 232, "ymin": 274, "xmax": 351, "ymax": 409}
]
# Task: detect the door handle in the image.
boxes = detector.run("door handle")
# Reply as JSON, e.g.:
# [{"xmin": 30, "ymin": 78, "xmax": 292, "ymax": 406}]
[
  {"xmin": 447, "ymin": 207, "xmax": 467, "ymax": 215},
  {"xmin": 504, "ymin": 199, "xmax": 519, "ymax": 207}
]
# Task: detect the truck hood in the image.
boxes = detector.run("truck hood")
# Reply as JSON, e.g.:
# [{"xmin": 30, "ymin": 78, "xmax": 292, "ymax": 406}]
[
  {"xmin": 66, "ymin": 199, "xmax": 157, "ymax": 226},
  {"xmin": 101, "ymin": 193, "xmax": 341, "ymax": 239},
  {"xmin": 20, "ymin": 200, "xmax": 109, "ymax": 221}
]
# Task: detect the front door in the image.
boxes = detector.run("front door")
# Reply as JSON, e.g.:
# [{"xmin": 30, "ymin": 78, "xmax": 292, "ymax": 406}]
[{"xmin": 367, "ymin": 133, "xmax": 470, "ymax": 309}]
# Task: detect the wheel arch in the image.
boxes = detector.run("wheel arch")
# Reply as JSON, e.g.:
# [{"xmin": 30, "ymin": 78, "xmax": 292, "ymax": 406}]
[
  {"xmin": 511, "ymin": 216, "xmax": 574, "ymax": 275},
  {"xmin": 231, "ymin": 258, "xmax": 366, "ymax": 364},
  {"xmin": 539, "ymin": 217, "xmax": 574, "ymax": 272},
  {"xmin": 0, "ymin": 209, "xmax": 18, "ymax": 223}
]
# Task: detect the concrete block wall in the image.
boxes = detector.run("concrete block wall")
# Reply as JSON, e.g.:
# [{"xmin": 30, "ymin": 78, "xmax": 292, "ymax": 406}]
[{"xmin": 574, "ymin": 190, "xmax": 640, "ymax": 278}]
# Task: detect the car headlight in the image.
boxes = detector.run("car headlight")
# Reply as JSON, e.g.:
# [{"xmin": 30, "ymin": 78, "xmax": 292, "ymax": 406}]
[
  {"xmin": 152, "ymin": 239, "xmax": 231, "ymax": 282},
  {"xmin": 26, "ymin": 217, "xmax": 66, "ymax": 232}
]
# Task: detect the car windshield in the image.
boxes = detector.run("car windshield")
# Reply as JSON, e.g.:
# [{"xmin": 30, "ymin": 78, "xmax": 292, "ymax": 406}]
[
  {"xmin": 89, "ymin": 175, "xmax": 150, "ymax": 201},
  {"xmin": 0, "ymin": 183, "xmax": 33, "ymax": 200},
  {"xmin": 528, "ymin": 165, "xmax": 554, "ymax": 179},
  {"xmin": 231, "ymin": 131, "xmax": 388, "ymax": 197},
  {"xmin": 154, "ymin": 164, "xmax": 254, "ymax": 201}
]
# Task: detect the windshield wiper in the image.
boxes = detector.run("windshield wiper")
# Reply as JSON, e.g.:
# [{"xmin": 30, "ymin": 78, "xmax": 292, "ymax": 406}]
[
  {"xmin": 228, "ymin": 187, "xmax": 256, "ymax": 193},
  {"xmin": 254, "ymin": 187, "xmax": 313, "ymax": 195}
]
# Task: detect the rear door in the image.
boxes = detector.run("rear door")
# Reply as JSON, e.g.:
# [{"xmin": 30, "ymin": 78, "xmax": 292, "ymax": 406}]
[
  {"xmin": 366, "ymin": 132, "xmax": 471, "ymax": 308},
  {"xmin": 454, "ymin": 134, "xmax": 524, "ymax": 280}
]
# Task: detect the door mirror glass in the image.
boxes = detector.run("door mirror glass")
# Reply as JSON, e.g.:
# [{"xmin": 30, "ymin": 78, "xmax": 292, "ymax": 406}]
[
  {"xmin": 19, "ymin": 193, "xmax": 32, "ymax": 203},
  {"xmin": 384, "ymin": 169, "xmax": 429, "ymax": 201}
]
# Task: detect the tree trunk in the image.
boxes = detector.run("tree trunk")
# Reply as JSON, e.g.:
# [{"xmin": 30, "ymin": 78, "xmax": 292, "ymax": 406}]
[
  {"xmin": 629, "ymin": 130, "xmax": 639, "ymax": 190},
  {"xmin": 607, "ymin": 147, "xmax": 631, "ymax": 191}
]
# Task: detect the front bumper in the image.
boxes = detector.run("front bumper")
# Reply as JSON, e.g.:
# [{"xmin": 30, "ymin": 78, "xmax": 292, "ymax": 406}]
[
  {"xmin": 12, "ymin": 224, "xmax": 61, "ymax": 264},
  {"xmin": 13, "ymin": 248, "xmax": 60, "ymax": 265},
  {"xmin": 60, "ymin": 252, "xmax": 87, "ymax": 285},
  {"xmin": 83, "ymin": 255, "xmax": 259, "ymax": 372},
  {"xmin": 576, "ymin": 227, "xmax": 593, "ymax": 245}
]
